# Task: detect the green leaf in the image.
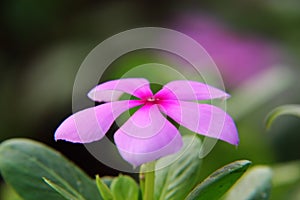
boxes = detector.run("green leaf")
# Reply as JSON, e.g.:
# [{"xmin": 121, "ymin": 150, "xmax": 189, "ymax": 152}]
[
  {"xmin": 96, "ymin": 175, "xmax": 114, "ymax": 200},
  {"xmin": 154, "ymin": 135, "xmax": 203, "ymax": 200},
  {"xmin": 185, "ymin": 160, "xmax": 251, "ymax": 200},
  {"xmin": 0, "ymin": 183, "xmax": 22, "ymax": 200},
  {"xmin": 43, "ymin": 177, "xmax": 80, "ymax": 200},
  {"xmin": 110, "ymin": 175, "xmax": 139, "ymax": 200},
  {"xmin": 224, "ymin": 166, "xmax": 272, "ymax": 200},
  {"xmin": 265, "ymin": 104, "xmax": 300, "ymax": 129},
  {"xmin": 0, "ymin": 138, "xmax": 102, "ymax": 200}
]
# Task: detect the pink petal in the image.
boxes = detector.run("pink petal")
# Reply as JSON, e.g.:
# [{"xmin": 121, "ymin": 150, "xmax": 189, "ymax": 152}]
[
  {"xmin": 55, "ymin": 100, "xmax": 142, "ymax": 143},
  {"xmin": 117, "ymin": 104, "xmax": 167, "ymax": 138},
  {"xmin": 88, "ymin": 78, "xmax": 153, "ymax": 102},
  {"xmin": 155, "ymin": 80, "xmax": 229, "ymax": 101},
  {"xmin": 114, "ymin": 105, "xmax": 183, "ymax": 166},
  {"xmin": 159, "ymin": 100, "xmax": 239, "ymax": 145}
]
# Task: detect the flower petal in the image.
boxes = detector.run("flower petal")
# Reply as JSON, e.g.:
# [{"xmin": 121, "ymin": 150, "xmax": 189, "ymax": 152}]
[
  {"xmin": 117, "ymin": 104, "xmax": 167, "ymax": 138},
  {"xmin": 155, "ymin": 80, "xmax": 229, "ymax": 101},
  {"xmin": 55, "ymin": 100, "xmax": 142, "ymax": 143},
  {"xmin": 88, "ymin": 78, "xmax": 153, "ymax": 102},
  {"xmin": 114, "ymin": 105, "xmax": 183, "ymax": 166},
  {"xmin": 159, "ymin": 100, "xmax": 239, "ymax": 145}
]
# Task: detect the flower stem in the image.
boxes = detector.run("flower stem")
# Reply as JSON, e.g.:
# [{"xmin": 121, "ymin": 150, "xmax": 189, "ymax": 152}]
[
  {"xmin": 139, "ymin": 165, "xmax": 146, "ymax": 197},
  {"xmin": 143, "ymin": 162, "xmax": 155, "ymax": 200}
]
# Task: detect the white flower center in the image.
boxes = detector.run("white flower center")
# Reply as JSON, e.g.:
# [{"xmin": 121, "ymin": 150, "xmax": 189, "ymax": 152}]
[{"xmin": 147, "ymin": 97, "xmax": 159, "ymax": 102}]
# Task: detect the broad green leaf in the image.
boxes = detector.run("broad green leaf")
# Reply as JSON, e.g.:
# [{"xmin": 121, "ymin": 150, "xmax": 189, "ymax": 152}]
[
  {"xmin": 96, "ymin": 175, "xmax": 114, "ymax": 200},
  {"xmin": 224, "ymin": 166, "xmax": 272, "ymax": 200},
  {"xmin": 0, "ymin": 138, "xmax": 102, "ymax": 200},
  {"xmin": 154, "ymin": 135, "xmax": 203, "ymax": 200},
  {"xmin": 110, "ymin": 175, "xmax": 139, "ymax": 200},
  {"xmin": 43, "ymin": 177, "xmax": 81, "ymax": 200},
  {"xmin": 185, "ymin": 160, "xmax": 251, "ymax": 200},
  {"xmin": 0, "ymin": 183, "xmax": 22, "ymax": 200},
  {"xmin": 265, "ymin": 104, "xmax": 300, "ymax": 129}
]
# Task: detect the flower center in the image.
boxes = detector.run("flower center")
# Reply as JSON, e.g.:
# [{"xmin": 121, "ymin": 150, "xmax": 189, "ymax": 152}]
[{"xmin": 145, "ymin": 96, "xmax": 160, "ymax": 104}]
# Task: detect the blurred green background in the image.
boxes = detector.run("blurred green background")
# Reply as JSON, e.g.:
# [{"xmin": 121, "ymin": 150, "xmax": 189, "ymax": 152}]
[{"xmin": 1, "ymin": 0, "xmax": 300, "ymax": 199}]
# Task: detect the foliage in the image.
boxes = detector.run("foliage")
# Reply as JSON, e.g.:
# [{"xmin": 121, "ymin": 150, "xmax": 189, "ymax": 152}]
[{"xmin": 0, "ymin": 137, "xmax": 275, "ymax": 200}]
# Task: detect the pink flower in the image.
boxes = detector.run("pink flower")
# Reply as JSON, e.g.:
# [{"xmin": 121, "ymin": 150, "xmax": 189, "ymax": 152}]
[
  {"xmin": 170, "ymin": 14, "xmax": 280, "ymax": 88},
  {"xmin": 55, "ymin": 78, "xmax": 238, "ymax": 166}
]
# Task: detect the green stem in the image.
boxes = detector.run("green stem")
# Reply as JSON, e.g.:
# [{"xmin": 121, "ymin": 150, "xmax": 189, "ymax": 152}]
[
  {"xmin": 143, "ymin": 162, "xmax": 155, "ymax": 200},
  {"xmin": 139, "ymin": 165, "xmax": 146, "ymax": 197}
]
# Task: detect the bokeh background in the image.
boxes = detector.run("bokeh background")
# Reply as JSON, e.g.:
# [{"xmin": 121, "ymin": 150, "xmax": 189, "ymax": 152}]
[{"xmin": 1, "ymin": 0, "xmax": 300, "ymax": 199}]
